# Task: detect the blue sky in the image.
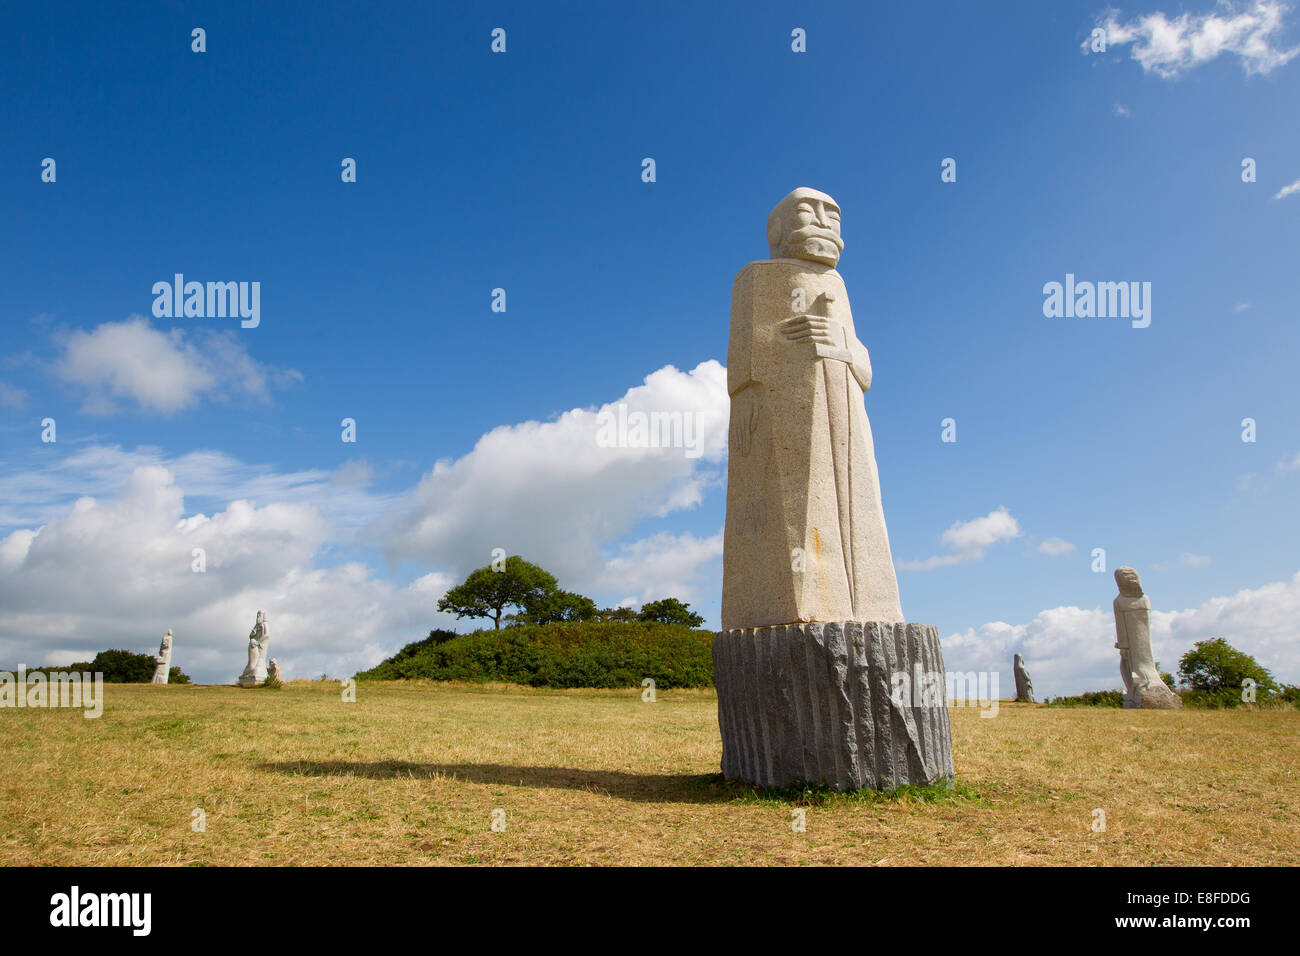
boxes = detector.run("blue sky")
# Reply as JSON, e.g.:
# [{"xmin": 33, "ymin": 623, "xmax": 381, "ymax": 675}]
[{"xmin": 2, "ymin": 0, "xmax": 1298, "ymax": 693}]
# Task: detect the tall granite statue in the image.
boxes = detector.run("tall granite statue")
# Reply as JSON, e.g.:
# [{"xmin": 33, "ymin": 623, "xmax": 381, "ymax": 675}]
[
  {"xmin": 1013, "ymin": 653, "xmax": 1034, "ymax": 702},
  {"xmin": 1113, "ymin": 568, "xmax": 1181, "ymax": 709},
  {"xmin": 238, "ymin": 611, "xmax": 270, "ymax": 687},
  {"xmin": 151, "ymin": 629, "xmax": 173, "ymax": 685},
  {"xmin": 713, "ymin": 188, "xmax": 954, "ymax": 790}
]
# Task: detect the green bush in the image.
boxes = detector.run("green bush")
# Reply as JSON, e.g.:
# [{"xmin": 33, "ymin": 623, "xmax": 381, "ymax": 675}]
[
  {"xmin": 1044, "ymin": 690, "xmax": 1124, "ymax": 708},
  {"xmin": 167, "ymin": 666, "xmax": 191, "ymax": 684},
  {"xmin": 88, "ymin": 649, "xmax": 157, "ymax": 683},
  {"xmin": 356, "ymin": 620, "xmax": 715, "ymax": 688}
]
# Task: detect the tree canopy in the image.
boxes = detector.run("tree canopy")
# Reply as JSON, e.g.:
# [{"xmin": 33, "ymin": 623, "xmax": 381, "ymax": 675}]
[
  {"xmin": 436, "ymin": 556, "xmax": 559, "ymax": 629},
  {"xmin": 637, "ymin": 597, "xmax": 705, "ymax": 628},
  {"xmin": 1178, "ymin": 638, "xmax": 1277, "ymax": 693}
]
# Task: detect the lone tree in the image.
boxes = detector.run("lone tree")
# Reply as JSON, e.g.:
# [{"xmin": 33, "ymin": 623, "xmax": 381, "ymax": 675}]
[
  {"xmin": 1178, "ymin": 638, "xmax": 1277, "ymax": 694},
  {"xmin": 637, "ymin": 597, "xmax": 705, "ymax": 628},
  {"xmin": 437, "ymin": 556, "xmax": 559, "ymax": 630}
]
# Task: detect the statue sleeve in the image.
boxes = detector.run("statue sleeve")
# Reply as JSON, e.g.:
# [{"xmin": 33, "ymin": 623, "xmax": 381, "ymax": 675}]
[{"xmin": 727, "ymin": 266, "xmax": 756, "ymax": 397}]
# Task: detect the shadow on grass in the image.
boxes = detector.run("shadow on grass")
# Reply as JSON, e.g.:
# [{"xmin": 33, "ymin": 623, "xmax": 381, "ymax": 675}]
[{"xmin": 260, "ymin": 760, "xmax": 978, "ymax": 807}]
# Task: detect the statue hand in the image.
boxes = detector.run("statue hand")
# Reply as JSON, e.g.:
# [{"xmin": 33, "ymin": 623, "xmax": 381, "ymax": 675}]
[{"xmin": 780, "ymin": 314, "xmax": 844, "ymax": 348}]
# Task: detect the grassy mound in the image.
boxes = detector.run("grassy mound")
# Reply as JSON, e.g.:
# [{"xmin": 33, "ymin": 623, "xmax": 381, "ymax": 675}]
[{"xmin": 355, "ymin": 620, "xmax": 715, "ymax": 688}]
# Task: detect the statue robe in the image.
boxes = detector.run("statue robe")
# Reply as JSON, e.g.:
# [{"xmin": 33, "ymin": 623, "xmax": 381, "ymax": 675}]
[{"xmin": 722, "ymin": 258, "xmax": 903, "ymax": 630}]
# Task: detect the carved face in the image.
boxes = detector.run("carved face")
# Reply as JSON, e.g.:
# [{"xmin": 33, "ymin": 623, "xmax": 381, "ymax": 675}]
[
  {"xmin": 1114, "ymin": 567, "xmax": 1143, "ymax": 598},
  {"xmin": 160, "ymin": 632, "xmax": 172, "ymax": 652},
  {"xmin": 767, "ymin": 188, "xmax": 844, "ymax": 266}
]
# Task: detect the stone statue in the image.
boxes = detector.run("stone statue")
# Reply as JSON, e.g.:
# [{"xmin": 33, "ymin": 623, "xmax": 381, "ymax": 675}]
[
  {"xmin": 237, "ymin": 611, "xmax": 270, "ymax": 687},
  {"xmin": 722, "ymin": 187, "xmax": 901, "ymax": 626},
  {"xmin": 267, "ymin": 658, "xmax": 281, "ymax": 682},
  {"xmin": 1013, "ymin": 653, "xmax": 1034, "ymax": 702},
  {"xmin": 713, "ymin": 188, "xmax": 953, "ymax": 790},
  {"xmin": 151, "ymin": 629, "xmax": 173, "ymax": 685},
  {"xmin": 1113, "ymin": 568, "xmax": 1181, "ymax": 709}
]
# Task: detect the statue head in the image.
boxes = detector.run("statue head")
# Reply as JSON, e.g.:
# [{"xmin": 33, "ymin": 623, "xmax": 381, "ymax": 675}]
[
  {"xmin": 161, "ymin": 630, "xmax": 172, "ymax": 652},
  {"xmin": 256, "ymin": 610, "xmax": 266, "ymax": 625},
  {"xmin": 1114, "ymin": 566, "xmax": 1143, "ymax": 598},
  {"xmin": 766, "ymin": 187, "xmax": 844, "ymax": 266},
  {"xmin": 1013, "ymin": 653, "xmax": 1024, "ymax": 667}
]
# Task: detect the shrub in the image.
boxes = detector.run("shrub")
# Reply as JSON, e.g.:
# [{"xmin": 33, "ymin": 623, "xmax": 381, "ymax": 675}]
[
  {"xmin": 88, "ymin": 649, "xmax": 158, "ymax": 683},
  {"xmin": 356, "ymin": 620, "xmax": 715, "ymax": 688},
  {"xmin": 1044, "ymin": 690, "xmax": 1124, "ymax": 708},
  {"xmin": 1178, "ymin": 638, "xmax": 1277, "ymax": 694},
  {"xmin": 167, "ymin": 666, "xmax": 192, "ymax": 684}
]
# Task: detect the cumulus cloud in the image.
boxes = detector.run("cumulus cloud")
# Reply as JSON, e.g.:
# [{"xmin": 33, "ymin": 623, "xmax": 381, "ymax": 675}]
[
  {"xmin": 0, "ymin": 463, "xmax": 453, "ymax": 683},
  {"xmin": 378, "ymin": 360, "xmax": 729, "ymax": 594},
  {"xmin": 942, "ymin": 572, "xmax": 1300, "ymax": 697},
  {"xmin": 900, "ymin": 506, "xmax": 1022, "ymax": 571},
  {"xmin": 1278, "ymin": 451, "xmax": 1300, "ymax": 471},
  {"xmin": 1037, "ymin": 537, "xmax": 1077, "ymax": 556},
  {"xmin": 1086, "ymin": 1, "xmax": 1300, "ymax": 77},
  {"xmin": 53, "ymin": 316, "xmax": 301, "ymax": 415},
  {"xmin": 1275, "ymin": 177, "xmax": 1300, "ymax": 199}
]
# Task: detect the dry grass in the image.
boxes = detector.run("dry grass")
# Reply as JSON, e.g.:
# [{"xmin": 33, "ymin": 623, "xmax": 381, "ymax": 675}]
[{"xmin": 2, "ymin": 680, "xmax": 1296, "ymax": 866}]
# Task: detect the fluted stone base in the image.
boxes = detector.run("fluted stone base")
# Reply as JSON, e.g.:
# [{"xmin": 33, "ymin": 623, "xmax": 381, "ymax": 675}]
[{"xmin": 713, "ymin": 621, "xmax": 955, "ymax": 791}]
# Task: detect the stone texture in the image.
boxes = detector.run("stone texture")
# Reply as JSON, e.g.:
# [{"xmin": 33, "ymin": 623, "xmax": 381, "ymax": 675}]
[
  {"xmin": 713, "ymin": 622, "xmax": 954, "ymax": 790},
  {"xmin": 237, "ymin": 610, "xmax": 270, "ymax": 687},
  {"xmin": 1113, "ymin": 567, "xmax": 1182, "ymax": 710},
  {"xmin": 267, "ymin": 658, "xmax": 281, "ymax": 682},
  {"xmin": 1013, "ymin": 653, "xmax": 1034, "ymax": 702},
  {"xmin": 151, "ymin": 629, "xmax": 172, "ymax": 685},
  {"xmin": 722, "ymin": 188, "xmax": 903, "ymax": 629}
]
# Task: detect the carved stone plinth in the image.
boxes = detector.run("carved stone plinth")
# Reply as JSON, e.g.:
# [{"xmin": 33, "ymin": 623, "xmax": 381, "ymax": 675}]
[{"xmin": 713, "ymin": 621, "xmax": 954, "ymax": 791}]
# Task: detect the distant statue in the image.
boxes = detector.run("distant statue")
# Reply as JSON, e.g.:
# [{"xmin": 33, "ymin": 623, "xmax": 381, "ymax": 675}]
[
  {"xmin": 237, "ymin": 611, "xmax": 270, "ymax": 687},
  {"xmin": 1013, "ymin": 653, "xmax": 1034, "ymax": 702},
  {"xmin": 151, "ymin": 629, "xmax": 173, "ymax": 685},
  {"xmin": 1113, "ymin": 568, "xmax": 1181, "ymax": 709},
  {"xmin": 267, "ymin": 658, "xmax": 281, "ymax": 682}
]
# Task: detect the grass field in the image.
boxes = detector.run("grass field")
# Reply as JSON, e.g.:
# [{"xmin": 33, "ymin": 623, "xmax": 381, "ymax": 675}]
[{"xmin": 2, "ymin": 680, "xmax": 1297, "ymax": 866}]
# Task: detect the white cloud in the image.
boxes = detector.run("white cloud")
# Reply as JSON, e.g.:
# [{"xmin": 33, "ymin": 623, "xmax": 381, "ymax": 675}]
[
  {"xmin": 942, "ymin": 571, "xmax": 1300, "ymax": 697},
  {"xmin": 1235, "ymin": 302, "xmax": 1251, "ymax": 312},
  {"xmin": 378, "ymin": 360, "xmax": 729, "ymax": 593},
  {"xmin": 901, "ymin": 506, "xmax": 1022, "ymax": 570},
  {"xmin": 1113, "ymin": 102, "xmax": 1132, "ymax": 116},
  {"xmin": 1276, "ymin": 451, "xmax": 1300, "ymax": 471},
  {"xmin": 0, "ymin": 463, "xmax": 453, "ymax": 683},
  {"xmin": 54, "ymin": 316, "xmax": 301, "ymax": 415},
  {"xmin": 1087, "ymin": 1, "xmax": 1300, "ymax": 77},
  {"xmin": 1274, "ymin": 177, "xmax": 1300, "ymax": 199},
  {"xmin": 598, "ymin": 530, "xmax": 723, "ymax": 608},
  {"xmin": 1037, "ymin": 537, "xmax": 1077, "ymax": 556}
]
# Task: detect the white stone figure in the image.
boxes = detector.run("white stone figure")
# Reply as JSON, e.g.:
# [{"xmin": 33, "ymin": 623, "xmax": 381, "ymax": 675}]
[
  {"xmin": 151, "ymin": 629, "xmax": 173, "ymax": 685},
  {"xmin": 267, "ymin": 658, "xmax": 281, "ymax": 682},
  {"xmin": 722, "ymin": 186, "xmax": 902, "ymax": 628},
  {"xmin": 237, "ymin": 611, "xmax": 270, "ymax": 687},
  {"xmin": 713, "ymin": 189, "xmax": 952, "ymax": 791},
  {"xmin": 1113, "ymin": 568, "xmax": 1181, "ymax": 709}
]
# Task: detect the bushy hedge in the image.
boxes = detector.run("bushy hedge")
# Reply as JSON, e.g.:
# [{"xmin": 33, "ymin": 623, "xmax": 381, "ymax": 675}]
[
  {"xmin": 1044, "ymin": 690, "xmax": 1124, "ymax": 708},
  {"xmin": 356, "ymin": 621, "xmax": 715, "ymax": 688}
]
